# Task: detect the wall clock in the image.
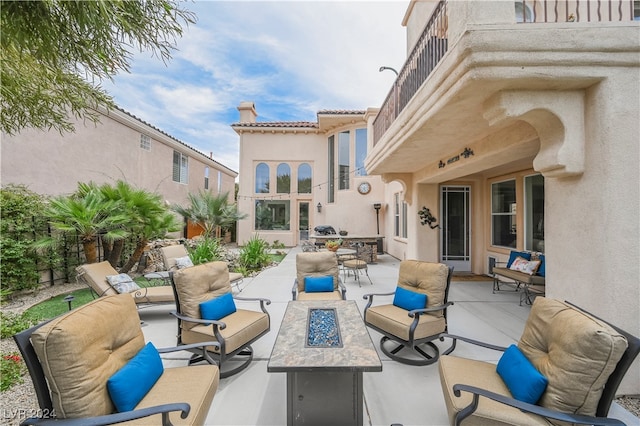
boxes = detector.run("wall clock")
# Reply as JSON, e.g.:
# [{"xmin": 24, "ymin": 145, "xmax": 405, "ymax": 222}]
[{"xmin": 357, "ymin": 182, "xmax": 371, "ymax": 195}]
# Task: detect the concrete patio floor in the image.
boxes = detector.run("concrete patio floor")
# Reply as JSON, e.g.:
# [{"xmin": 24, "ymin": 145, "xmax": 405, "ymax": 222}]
[{"xmin": 138, "ymin": 247, "xmax": 638, "ymax": 426}]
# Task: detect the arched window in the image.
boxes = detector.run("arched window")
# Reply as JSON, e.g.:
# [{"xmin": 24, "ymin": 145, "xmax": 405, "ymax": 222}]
[
  {"xmin": 298, "ymin": 163, "xmax": 312, "ymax": 193},
  {"xmin": 515, "ymin": 1, "xmax": 534, "ymax": 23},
  {"xmin": 255, "ymin": 163, "xmax": 269, "ymax": 193},
  {"xmin": 277, "ymin": 163, "xmax": 291, "ymax": 193}
]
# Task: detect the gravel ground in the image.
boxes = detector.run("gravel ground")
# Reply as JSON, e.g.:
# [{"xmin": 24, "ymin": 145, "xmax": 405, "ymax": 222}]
[{"xmin": 1, "ymin": 282, "xmax": 639, "ymax": 424}]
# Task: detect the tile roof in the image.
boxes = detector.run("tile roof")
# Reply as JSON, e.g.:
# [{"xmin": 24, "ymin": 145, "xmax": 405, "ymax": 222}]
[{"xmin": 231, "ymin": 109, "xmax": 366, "ymax": 128}]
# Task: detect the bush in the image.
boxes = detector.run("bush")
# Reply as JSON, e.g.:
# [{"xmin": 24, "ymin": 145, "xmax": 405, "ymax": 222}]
[
  {"xmin": 0, "ymin": 311, "xmax": 38, "ymax": 339},
  {"xmin": 1, "ymin": 353, "xmax": 26, "ymax": 392},
  {"xmin": 187, "ymin": 237, "xmax": 222, "ymax": 265},
  {"xmin": 239, "ymin": 235, "xmax": 271, "ymax": 272}
]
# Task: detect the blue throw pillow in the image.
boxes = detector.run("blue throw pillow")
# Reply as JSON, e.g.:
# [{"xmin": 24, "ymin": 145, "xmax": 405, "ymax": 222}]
[
  {"xmin": 305, "ymin": 275, "xmax": 334, "ymax": 292},
  {"xmin": 107, "ymin": 342, "xmax": 164, "ymax": 412},
  {"xmin": 392, "ymin": 286, "xmax": 427, "ymax": 311},
  {"xmin": 537, "ymin": 254, "xmax": 545, "ymax": 277},
  {"xmin": 200, "ymin": 293, "xmax": 237, "ymax": 320},
  {"xmin": 497, "ymin": 344, "xmax": 548, "ymax": 404},
  {"xmin": 507, "ymin": 251, "xmax": 531, "ymax": 268}
]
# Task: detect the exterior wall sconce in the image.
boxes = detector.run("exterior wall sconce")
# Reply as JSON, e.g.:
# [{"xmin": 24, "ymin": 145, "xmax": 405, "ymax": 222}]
[
  {"xmin": 317, "ymin": 202, "xmax": 322, "ymax": 213},
  {"xmin": 418, "ymin": 206, "xmax": 440, "ymax": 229},
  {"xmin": 373, "ymin": 203, "xmax": 382, "ymax": 234}
]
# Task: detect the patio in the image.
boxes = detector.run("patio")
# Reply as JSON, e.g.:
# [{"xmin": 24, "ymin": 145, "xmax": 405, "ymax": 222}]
[{"xmin": 138, "ymin": 247, "xmax": 637, "ymax": 426}]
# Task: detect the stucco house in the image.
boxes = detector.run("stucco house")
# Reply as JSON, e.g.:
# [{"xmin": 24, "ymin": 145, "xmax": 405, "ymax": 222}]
[
  {"xmin": 234, "ymin": 0, "xmax": 639, "ymax": 394},
  {"xmin": 1, "ymin": 106, "xmax": 238, "ymax": 222}
]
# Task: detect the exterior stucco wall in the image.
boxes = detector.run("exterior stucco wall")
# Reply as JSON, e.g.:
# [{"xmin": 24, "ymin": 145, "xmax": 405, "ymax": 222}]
[{"xmin": 1, "ymin": 109, "xmax": 237, "ymax": 217}]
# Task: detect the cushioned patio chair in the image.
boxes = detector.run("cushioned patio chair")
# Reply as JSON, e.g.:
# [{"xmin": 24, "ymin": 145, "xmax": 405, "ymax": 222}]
[
  {"xmin": 363, "ymin": 260, "xmax": 454, "ymax": 365},
  {"xmin": 292, "ymin": 251, "xmax": 347, "ymax": 300},
  {"xmin": 170, "ymin": 261, "xmax": 271, "ymax": 378},
  {"xmin": 13, "ymin": 294, "xmax": 219, "ymax": 425},
  {"xmin": 76, "ymin": 261, "xmax": 174, "ymax": 306},
  {"xmin": 341, "ymin": 242, "xmax": 373, "ymax": 287},
  {"xmin": 160, "ymin": 244, "xmax": 245, "ymax": 292},
  {"xmin": 438, "ymin": 297, "xmax": 640, "ymax": 426}
]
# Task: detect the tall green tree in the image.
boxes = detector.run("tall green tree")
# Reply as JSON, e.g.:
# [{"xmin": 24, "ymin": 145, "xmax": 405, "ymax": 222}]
[
  {"xmin": 172, "ymin": 191, "xmax": 247, "ymax": 239},
  {"xmin": 0, "ymin": 0, "xmax": 195, "ymax": 135}
]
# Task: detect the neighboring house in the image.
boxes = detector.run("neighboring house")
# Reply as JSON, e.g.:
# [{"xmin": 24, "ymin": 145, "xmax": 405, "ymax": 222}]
[
  {"xmin": 1, "ymin": 106, "xmax": 238, "ymax": 237},
  {"xmin": 234, "ymin": 0, "xmax": 639, "ymax": 394},
  {"xmin": 233, "ymin": 102, "xmax": 384, "ymax": 247}
]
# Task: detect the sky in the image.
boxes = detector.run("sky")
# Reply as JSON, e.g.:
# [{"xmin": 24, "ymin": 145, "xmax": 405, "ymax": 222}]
[{"xmin": 102, "ymin": 1, "xmax": 409, "ymax": 173}]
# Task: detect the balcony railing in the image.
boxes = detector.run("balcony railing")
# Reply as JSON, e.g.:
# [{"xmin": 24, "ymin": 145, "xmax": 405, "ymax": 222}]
[{"xmin": 372, "ymin": 0, "xmax": 637, "ymax": 146}]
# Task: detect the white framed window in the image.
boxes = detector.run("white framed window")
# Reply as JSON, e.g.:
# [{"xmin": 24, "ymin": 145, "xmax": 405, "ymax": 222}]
[
  {"xmin": 394, "ymin": 193, "xmax": 400, "ymax": 237},
  {"xmin": 172, "ymin": 151, "xmax": 188, "ymax": 184},
  {"xmin": 401, "ymin": 200, "xmax": 408, "ymax": 238},
  {"xmin": 491, "ymin": 179, "xmax": 516, "ymax": 248},
  {"xmin": 204, "ymin": 167, "xmax": 209, "ymax": 190},
  {"xmin": 524, "ymin": 174, "xmax": 544, "ymax": 252},
  {"xmin": 140, "ymin": 134, "xmax": 151, "ymax": 151}
]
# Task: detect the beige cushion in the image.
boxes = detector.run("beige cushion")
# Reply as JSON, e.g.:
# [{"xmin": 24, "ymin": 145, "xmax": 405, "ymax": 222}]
[
  {"xmin": 76, "ymin": 261, "xmax": 120, "ymax": 297},
  {"xmin": 397, "ymin": 260, "xmax": 449, "ymax": 317},
  {"xmin": 296, "ymin": 252, "xmax": 339, "ymax": 293},
  {"xmin": 439, "ymin": 355, "xmax": 549, "ymax": 426},
  {"xmin": 121, "ymin": 365, "xmax": 219, "ymax": 426},
  {"xmin": 172, "ymin": 261, "xmax": 232, "ymax": 330},
  {"xmin": 519, "ymin": 298, "xmax": 628, "ymax": 418},
  {"xmin": 229, "ymin": 272, "xmax": 244, "ymax": 283},
  {"xmin": 181, "ymin": 309, "xmax": 270, "ymax": 354},
  {"xmin": 296, "ymin": 290, "xmax": 343, "ymax": 301},
  {"xmin": 366, "ymin": 304, "xmax": 446, "ymax": 341},
  {"xmin": 31, "ymin": 295, "xmax": 145, "ymax": 418},
  {"xmin": 132, "ymin": 286, "xmax": 174, "ymax": 304},
  {"xmin": 493, "ymin": 267, "xmax": 546, "ymax": 285},
  {"xmin": 161, "ymin": 244, "xmax": 189, "ymax": 271}
]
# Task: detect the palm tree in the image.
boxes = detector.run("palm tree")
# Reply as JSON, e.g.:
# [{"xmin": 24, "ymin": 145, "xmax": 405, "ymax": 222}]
[
  {"xmin": 172, "ymin": 191, "xmax": 246, "ymax": 239},
  {"xmin": 43, "ymin": 188, "xmax": 128, "ymax": 264}
]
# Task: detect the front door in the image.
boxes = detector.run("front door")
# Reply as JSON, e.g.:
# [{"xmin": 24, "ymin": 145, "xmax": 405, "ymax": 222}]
[
  {"xmin": 440, "ymin": 186, "xmax": 471, "ymax": 271},
  {"xmin": 298, "ymin": 201, "xmax": 310, "ymax": 243}
]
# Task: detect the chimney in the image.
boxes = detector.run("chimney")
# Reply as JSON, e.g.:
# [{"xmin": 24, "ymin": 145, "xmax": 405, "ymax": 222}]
[{"xmin": 237, "ymin": 101, "xmax": 257, "ymax": 123}]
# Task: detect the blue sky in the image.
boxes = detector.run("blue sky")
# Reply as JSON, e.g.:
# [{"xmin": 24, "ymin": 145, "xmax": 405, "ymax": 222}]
[{"xmin": 102, "ymin": 1, "xmax": 408, "ymax": 173}]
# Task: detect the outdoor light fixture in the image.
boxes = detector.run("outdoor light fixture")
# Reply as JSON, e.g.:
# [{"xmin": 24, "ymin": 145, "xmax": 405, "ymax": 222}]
[
  {"xmin": 63, "ymin": 295, "xmax": 75, "ymax": 311},
  {"xmin": 379, "ymin": 66, "xmax": 399, "ymax": 76},
  {"xmin": 317, "ymin": 202, "xmax": 322, "ymax": 213}
]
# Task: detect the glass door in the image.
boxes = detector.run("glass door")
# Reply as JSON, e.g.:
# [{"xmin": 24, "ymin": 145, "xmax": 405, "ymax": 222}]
[
  {"xmin": 440, "ymin": 186, "xmax": 471, "ymax": 271},
  {"xmin": 298, "ymin": 201, "xmax": 310, "ymax": 243}
]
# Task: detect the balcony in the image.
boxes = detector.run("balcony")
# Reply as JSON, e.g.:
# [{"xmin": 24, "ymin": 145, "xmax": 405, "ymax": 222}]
[{"xmin": 368, "ymin": 0, "xmax": 638, "ymax": 180}]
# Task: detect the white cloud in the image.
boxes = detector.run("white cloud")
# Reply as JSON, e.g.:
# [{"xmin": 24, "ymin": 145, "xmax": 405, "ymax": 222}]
[{"xmin": 104, "ymin": 1, "xmax": 409, "ymax": 174}]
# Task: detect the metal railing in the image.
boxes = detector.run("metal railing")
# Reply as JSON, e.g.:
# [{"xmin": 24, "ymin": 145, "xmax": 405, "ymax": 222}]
[
  {"xmin": 372, "ymin": 0, "xmax": 637, "ymax": 146},
  {"xmin": 373, "ymin": 1, "xmax": 448, "ymax": 146}
]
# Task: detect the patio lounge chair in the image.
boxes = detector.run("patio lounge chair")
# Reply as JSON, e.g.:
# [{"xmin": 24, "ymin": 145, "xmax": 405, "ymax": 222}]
[
  {"xmin": 76, "ymin": 261, "xmax": 174, "ymax": 306},
  {"xmin": 363, "ymin": 260, "xmax": 454, "ymax": 365},
  {"xmin": 160, "ymin": 244, "xmax": 245, "ymax": 292},
  {"xmin": 13, "ymin": 294, "xmax": 219, "ymax": 425},
  {"xmin": 292, "ymin": 251, "xmax": 347, "ymax": 300},
  {"xmin": 170, "ymin": 261, "xmax": 271, "ymax": 378},
  {"xmin": 438, "ymin": 297, "xmax": 640, "ymax": 426}
]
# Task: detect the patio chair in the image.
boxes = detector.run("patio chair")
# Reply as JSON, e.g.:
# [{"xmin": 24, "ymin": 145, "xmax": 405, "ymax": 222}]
[
  {"xmin": 292, "ymin": 251, "xmax": 347, "ymax": 301},
  {"xmin": 160, "ymin": 244, "xmax": 245, "ymax": 292},
  {"xmin": 13, "ymin": 294, "xmax": 219, "ymax": 425},
  {"xmin": 76, "ymin": 261, "xmax": 174, "ymax": 306},
  {"xmin": 342, "ymin": 242, "xmax": 373, "ymax": 286},
  {"xmin": 363, "ymin": 260, "xmax": 454, "ymax": 365},
  {"xmin": 170, "ymin": 261, "xmax": 271, "ymax": 378},
  {"xmin": 438, "ymin": 297, "xmax": 640, "ymax": 426}
]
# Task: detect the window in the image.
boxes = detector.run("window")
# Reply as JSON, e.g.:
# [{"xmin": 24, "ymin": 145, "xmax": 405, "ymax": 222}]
[
  {"xmin": 515, "ymin": 1, "xmax": 534, "ymax": 22},
  {"xmin": 255, "ymin": 200, "xmax": 290, "ymax": 230},
  {"xmin": 298, "ymin": 163, "xmax": 312, "ymax": 193},
  {"xmin": 338, "ymin": 131, "xmax": 350, "ymax": 190},
  {"xmin": 328, "ymin": 136, "xmax": 335, "ymax": 203},
  {"xmin": 172, "ymin": 151, "xmax": 188, "ymax": 184},
  {"xmin": 524, "ymin": 174, "xmax": 544, "ymax": 252},
  {"xmin": 204, "ymin": 167, "xmax": 209, "ymax": 190},
  {"xmin": 355, "ymin": 128, "xmax": 367, "ymax": 176},
  {"xmin": 394, "ymin": 193, "xmax": 400, "ymax": 237},
  {"xmin": 140, "ymin": 134, "xmax": 151, "ymax": 151},
  {"xmin": 491, "ymin": 180, "xmax": 516, "ymax": 248},
  {"xmin": 402, "ymin": 200, "xmax": 408, "ymax": 238},
  {"xmin": 276, "ymin": 163, "xmax": 291, "ymax": 193},
  {"xmin": 217, "ymin": 171, "xmax": 222, "ymax": 193},
  {"xmin": 255, "ymin": 163, "xmax": 269, "ymax": 193}
]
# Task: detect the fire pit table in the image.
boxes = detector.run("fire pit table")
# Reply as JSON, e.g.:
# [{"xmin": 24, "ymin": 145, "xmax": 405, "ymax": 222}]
[{"xmin": 268, "ymin": 300, "xmax": 382, "ymax": 426}]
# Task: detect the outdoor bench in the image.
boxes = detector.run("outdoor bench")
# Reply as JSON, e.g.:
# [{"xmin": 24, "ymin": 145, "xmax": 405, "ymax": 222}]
[{"xmin": 493, "ymin": 250, "xmax": 545, "ymax": 305}]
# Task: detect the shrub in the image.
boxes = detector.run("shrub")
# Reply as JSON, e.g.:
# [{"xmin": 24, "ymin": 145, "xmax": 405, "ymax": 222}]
[
  {"xmin": 187, "ymin": 237, "xmax": 223, "ymax": 265},
  {"xmin": 1, "ymin": 353, "xmax": 26, "ymax": 392},
  {"xmin": 239, "ymin": 235, "xmax": 271, "ymax": 272},
  {"xmin": 0, "ymin": 311, "xmax": 38, "ymax": 339}
]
